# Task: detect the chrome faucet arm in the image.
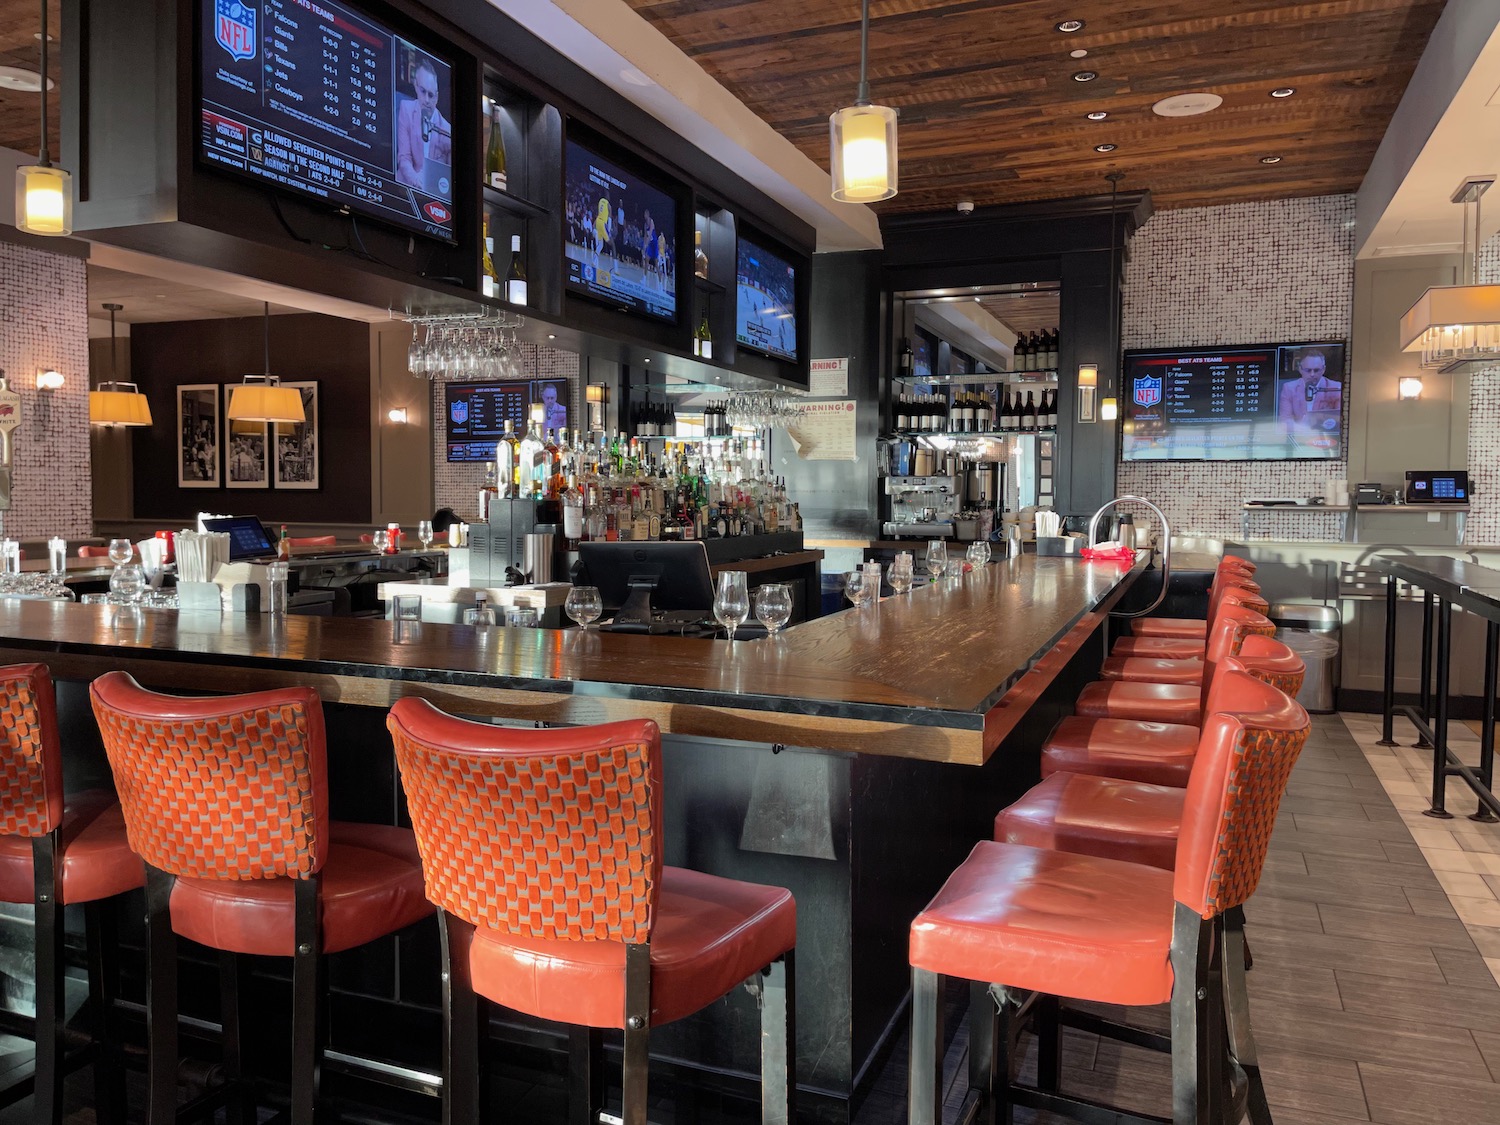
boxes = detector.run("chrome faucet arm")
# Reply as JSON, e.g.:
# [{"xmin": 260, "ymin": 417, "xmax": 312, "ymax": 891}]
[{"xmin": 1087, "ymin": 496, "xmax": 1172, "ymax": 619}]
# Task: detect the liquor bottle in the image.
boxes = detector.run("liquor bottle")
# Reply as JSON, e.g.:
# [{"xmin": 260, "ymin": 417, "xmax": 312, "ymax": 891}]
[
  {"xmin": 278, "ymin": 524, "xmax": 291, "ymax": 561},
  {"xmin": 898, "ymin": 337, "xmax": 914, "ymax": 380},
  {"xmin": 696, "ymin": 313, "xmax": 714, "ymax": 361},
  {"xmin": 505, "ymin": 235, "xmax": 527, "ymax": 306},
  {"xmin": 500, "ymin": 418, "xmax": 520, "ymax": 496},
  {"xmin": 694, "ymin": 229, "xmax": 710, "ymax": 279},
  {"xmin": 562, "ymin": 472, "xmax": 584, "ymax": 548},
  {"xmin": 479, "ymin": 461, "xmax": 499, "ymax": 521},
  {"xmin": 544, "ymin": 430, "xmax": 563, "ymax": 498},
  {"xmin": 1022, "ymin": 391, "xmax": 1037, "ymax": 431},
  {"xmin": 486, "ymin": 102, "xmax": 507, "ymax": 191},
  {"xmin": 518, "ymin": 410, "xmax": 545, "ymax": 499},
  {"xmin": 481, "ymin": 214, "xmax": 499, "ymax": 299}
]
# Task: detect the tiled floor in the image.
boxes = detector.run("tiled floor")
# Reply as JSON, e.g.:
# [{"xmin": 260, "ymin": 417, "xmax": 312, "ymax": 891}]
[{"xmin": 12, "ymin": 713, "xmax": 1500, "ymax": 1124}]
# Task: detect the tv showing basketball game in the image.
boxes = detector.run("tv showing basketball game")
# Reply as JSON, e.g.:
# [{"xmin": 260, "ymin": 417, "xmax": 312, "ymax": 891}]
[
  {"xmin": 198, "ymin": 0, "xmax": 456, "ymax": 242},
  {"xmin": 735, "ymin": 235, "xmax": 798, "ymax": 362},
  {"xmin": 563, "ymin": 138, "xmax": 678, "ymax": 322},
  {"xmin": 1120, "ymin": 341, "xmax": 1346, "ymax": 462}
]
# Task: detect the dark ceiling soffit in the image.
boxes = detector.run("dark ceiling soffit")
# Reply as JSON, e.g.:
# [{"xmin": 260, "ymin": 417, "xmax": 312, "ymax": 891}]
[
  {"xmin": 0, "ymin": 222, "xmax": 90, "ymax": 259},
  {"xmin": 880, "ymin": 189, "xmax": 1154, "ymax": 235}
]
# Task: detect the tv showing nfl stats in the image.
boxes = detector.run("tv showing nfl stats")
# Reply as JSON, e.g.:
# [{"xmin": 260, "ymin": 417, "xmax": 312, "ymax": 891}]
[
  {"xmin": 199, "ymin": 0, "xmax": 457, "ymax": 241},
  {"xmin": 1120, "ymin": 342, "xmax": 1346, "ymax": 462}
]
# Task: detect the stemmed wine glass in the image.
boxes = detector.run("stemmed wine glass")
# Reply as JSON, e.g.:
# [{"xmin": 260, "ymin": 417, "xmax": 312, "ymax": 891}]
[
  {"xmin": 107, "ymin": 538, "xmax": 133, "ymax": 567},
  {"xmin": 843, "ymin": 570, "xmax": 869, "ymax": 609},
  {"xmin": 372, "ymin": 529, "xmax": 390, "ymax": 554},
  {"xmin": 714, "ymin": 571, "xmax": 750, "ymax": 640},
  {"xmin": 565, "ymin": 585, "xmax": 603, "ymax": 630},
  {"xmin": 887, "ymin": 559, "xmax": 914, "ymax": 595},
  {"xmin": 109, "ymin": 564, "xmax": 145, "ymax": 605},
  {"xmin": 925, "ymin": 540, "xmax": 948, "ymax": 583},
  {"xmin": 966, "ymin": 540, "xmax": 992, "ymax": 569},
  {"xmin": 417, "ymin": 520, "xmax": 434, "ymax": 550},
  {"xmin": 753, "ymin": 583, "xmax": 792, "ymax": 637}
]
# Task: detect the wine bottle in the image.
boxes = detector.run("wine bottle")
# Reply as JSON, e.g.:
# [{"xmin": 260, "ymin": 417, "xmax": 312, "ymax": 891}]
[
  {"xmin": 694, "ymin": 230, "xmax": 710, "ymax": 279},
  {"xmin": 1022, "ymin": 391, "xmax": 1037, "ymax": 431},
  {"xmin": 666, "ymin": 399, "xmax": 677, "ymax": 438},
  {"xmin": 1045, "ymin": 388, "xmax": 1058, "ymax": 429},
  {"xmin": 899, "ymin": 337, "xmax": 914, "ymax": 380},
  {"xmin": 481, "ymin": 214, "xmax": 499, "ymax": 299},
  {"xmin": 486, "ymin": 102, "xmax": 507, "ymax": 191},
  {"xmin": 505, "ymin": 235, "xmax": 527, "ymax": 306},
  {"xmin": 696, "ymin": 314, "xmax": 713, "ymax": 360}
]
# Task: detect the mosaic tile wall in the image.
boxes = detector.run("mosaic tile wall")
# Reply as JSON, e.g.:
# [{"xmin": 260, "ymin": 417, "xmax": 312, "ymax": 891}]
[
  {"xmin": 431, "ymin": 340, "xmax": 580, "ymax": 519},
  {"xmin": 0, "ymin": 241, "xmax": 91, "ymax": 539},
  {"xmin": 1465, "ymin": 234, "xmax": 1500, "ymax": 545},
  {"xmin": 1117, "ymin": 195, "xmax": 1356, "ymax": 540}
]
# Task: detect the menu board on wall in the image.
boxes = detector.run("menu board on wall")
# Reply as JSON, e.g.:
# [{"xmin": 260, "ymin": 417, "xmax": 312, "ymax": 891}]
[{"xmin": 445, "ymin": 381, "xmax": 571, "ymax": 461}]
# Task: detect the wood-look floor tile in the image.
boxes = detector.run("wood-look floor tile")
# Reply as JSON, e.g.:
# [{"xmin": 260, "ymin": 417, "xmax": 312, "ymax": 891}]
[
  {"xmin": 1246, "ymin": 1006, "xmax": 1491, "ymax": 1081},
  {"xmin": 1359, "ymin": 1061, "xmax": 1500, "ymax": 1125},
  {"xmin": 1243, "ymin": 923, "xmax": 1448, "ymax": 983},
  {"xmin": 1302, "ymin": 852, "xmax": 1442, "ymax": 889},
  {"xmin": 1333, "ymin": 970, "xmax": 1500, "ymax": 1033},
  {"xmin": 1403, "ymin": 885, "xmax": 1461, "ymax": 918},
  {"xmin": 1317, "ymin": 903, "xmax": 1479, "ymax": 952},
  {"xmin": 1433, "ymin": 945, "xmax": 1500, "ymax": 987},
  {"xmin": 1254, "ymin": 870, "xmax": 1421, "ymax": 913}
]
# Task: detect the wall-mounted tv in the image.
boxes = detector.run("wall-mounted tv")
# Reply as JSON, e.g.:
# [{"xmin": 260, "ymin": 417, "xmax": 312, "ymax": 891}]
[
  {"xmin": 1120, "ymin": 342, "xmax": 1346, "ymax": 462},
  {"xmin": 198, "ymin": 0, "xmax": 457, "ymax": 242},
  {"xmin": 735, "ymin": 235, "xmax": 798, "ymax": 362},
  {"xmin": 563, "ymin": 138, "xmax": 678, "ymax": 322},
  {"xmin": 445, "ymin": 380, "xmax": 570, "ymax": 463}
]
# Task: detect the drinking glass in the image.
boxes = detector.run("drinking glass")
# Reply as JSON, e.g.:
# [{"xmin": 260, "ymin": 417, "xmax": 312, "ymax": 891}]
[
  {"xmin": 753, "ymin": 583, "xmax": 792, "ymax": 636},
  {"xmin": 505, "ymin": 607, "xmax": 541, "ymax": 628},
  {"xmin": 967, "ymin": 540, "xmax": 992, "ymax": 569},
  {"xmin": 47, "ymin": 537, "xmax": 67, "ymax": 577},
  {"xmin": 565, "ymin": 585, "xmax": 603, "ymax": 630},
  {"xmin": 925, "ymin": 540, "xmax": 948, "ymax": 582},
  {"xmin": 463, "ymin": 602, "xmax": 497, "ymax": 626},
  {"xmin": 0, "ymin": 541, "xmax": 19, "ymax": 576},
  {"xmin": 372, "ymin": 530, "xmax": 390, "ymax": 553},
  {"xmin": 392, "ymin": 594, "xmax": 423, "ymax": 621},
  {"xmin": 108, "ymin": 538, "xmax": 133, "ymax": 566},
  {"xmin": 267, "ymin": 561, "xmax": 290, "ymax": 617},
  {"xmin": 887, "ymin": 561, "xmax": 913, "ymax": 595},
  {"xmin": 109, "ymin": 564, "xmax": 145, "ymax": 605},
  {"xmin": 417, "ymin": 520, "xmax": 434, "ymax": 550},
  {"xmin": 714, "ymin": 571, "xmax": 750, "ymax": 640},
  {"xmin": 843, "ymin": 570, "xmax": 867, "ymax": 609}
]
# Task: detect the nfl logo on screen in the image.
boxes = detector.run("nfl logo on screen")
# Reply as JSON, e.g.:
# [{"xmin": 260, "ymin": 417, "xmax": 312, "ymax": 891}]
[
  {"xmin": 1133, "ymin": 375, "xmax": 1162, "ymax": 408},
  {"xmin": 216, "ymin": 1, "xmax": 256, "ymax": 62}
]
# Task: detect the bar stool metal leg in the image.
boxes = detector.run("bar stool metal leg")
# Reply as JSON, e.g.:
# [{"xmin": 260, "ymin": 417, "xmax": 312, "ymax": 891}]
[
  {"xmin": 1378, "ymin": 572, "xmax": 1400, "ymax": 747},
  {"xmin": 84, "ymin": 900, "xmax": 126, "ymax": 1125},
  {"xmin": 144, "ymin": 867, "xmax": 179, "ymax": 1125},
  {"xmin": 1473, "ymin": 621, "xmax": 1499, "ymax": 822},
  {"xmin": 759, "ymin": 952, "xmax": 795, "ymax": 1125},
  {"xmin": 31, "ymin": 834, "xmax": 63, "ymax": 1125},
  {"xmin": 1221, "ymin": 908, "xmax": 1272, "ymax": 1125},
  {"xmin": 219, "ymin": 951, "xmax": 251, "ymax": 1125},
  {"xmin": 1033, "ymin": 994, "xmax": 1062, "ymax": 1093},
  {"xmin": 1168, "ymin": 902, "xmax": 1219, "ymax": 1125},
  {"xmin": 621, "ymin": 942, "xmax": 652, "ymax": 1125},
  {"xmin": 966, "ymin": 982, "xmax": 1003, "ymax": 1125},
  {"xmin": 908, "ymin": 968, "xmax": 944, "ymax": 1125},
  {"xmin": 438, "ymin": 912, "xmax": 480, "ymax": 1125},
  {"xmin": 289, "ymin": 876, "xmax": 323, "ymax": 1125},
  {"xmin": 1426, "ymin": 599, "xmax": 1455, "ymax": 819},
  {"xmin": 568, "ymin": 1027, "xmax": 603, "ymax": 1125}
]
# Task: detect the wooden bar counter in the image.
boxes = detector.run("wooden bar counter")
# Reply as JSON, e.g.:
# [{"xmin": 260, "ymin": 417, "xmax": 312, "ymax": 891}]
[{"xmin": 0, "ymin": 554, "xmax": 1144, "ymax": 1122}]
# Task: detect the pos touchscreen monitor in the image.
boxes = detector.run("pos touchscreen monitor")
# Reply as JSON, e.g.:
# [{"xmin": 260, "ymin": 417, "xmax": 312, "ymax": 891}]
[{"xmin": 577, "ymin": 542, "xmax": 715, "ymax": 626}]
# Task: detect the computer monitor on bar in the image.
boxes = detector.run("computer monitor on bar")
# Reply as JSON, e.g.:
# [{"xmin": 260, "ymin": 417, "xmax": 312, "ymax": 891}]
[{"xmin": 577, "ymin": 541, "xmax": 716, "ymax": 627}]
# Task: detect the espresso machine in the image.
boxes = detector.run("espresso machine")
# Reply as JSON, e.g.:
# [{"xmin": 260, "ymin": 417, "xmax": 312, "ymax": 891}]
[{"xmin": 881, "ymin": 474, "xmax": 960, "ymax": 539}]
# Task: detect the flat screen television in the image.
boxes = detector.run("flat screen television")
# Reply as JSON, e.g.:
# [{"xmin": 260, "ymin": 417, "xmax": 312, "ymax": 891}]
[
  {"xmin": 1119, "ymin": 342, "xmax": 1346, "ymax": 462},
  {"xmin": 563, "ymin": 138, "xmax": 678, "ymax": 322},
  {"xmin": 912, "ymin": 330, "xmax": 934, "ymax": 381},
  {"xmin": 198, "ymin": 0, "xmax": 457, "ymax": 242},
  {"xmin": 445, "ymin": 380, "xmax": 570, "ymax": 462},
  {"xmin": 735, "ymin": 236, "xmax": 798, "ymax": 362}
]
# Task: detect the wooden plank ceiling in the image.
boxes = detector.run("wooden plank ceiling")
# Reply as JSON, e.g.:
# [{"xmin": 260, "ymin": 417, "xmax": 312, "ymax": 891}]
[
  {"xmin": 624, "ymin": 0, "xmax": 1449, "ymax": 214},
  {"xmin": 0, "ymin": 0, "xmax": 59, "ymax": 159}
]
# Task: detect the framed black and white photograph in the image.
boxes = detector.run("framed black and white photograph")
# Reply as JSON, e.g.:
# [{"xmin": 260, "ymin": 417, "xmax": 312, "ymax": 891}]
[
  {"xmin": 273, "ymin": 381, "xmax": 320, "ymax": 490},
  {"xmin": 177, "ymin": 384, "xmax": 220, "ymax": 488},
  {"xmin": 223, "ymin": 386, "xmax": 269, "ymax": 489}
]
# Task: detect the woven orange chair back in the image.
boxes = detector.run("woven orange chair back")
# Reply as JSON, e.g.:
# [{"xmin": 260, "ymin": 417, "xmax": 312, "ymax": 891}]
[
  {"xmin": 1178, "ymin": 670, "xmax": 1310, "ymax": 918},
  {"xmin": 388, "ymin": 699, "xmax": 661, "ymax": 943},
  {"xmin": 89, "ymin": 672, "xmax": 329, "ymax": 880},
  {"xmin": 1232, "ymin": 635, "xmax": 1306, "ymax": 698},
  {"xmin": 0, "ymin": 664, "xmax": 62, "ymax": 838}
]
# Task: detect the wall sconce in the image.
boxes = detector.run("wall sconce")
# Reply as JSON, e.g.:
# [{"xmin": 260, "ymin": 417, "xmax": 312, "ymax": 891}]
[
  {"xmin": 1076, "ymin": 364, "xmax": 1098, "ymax": 423},
  {"xmin": 1398, "ymin": 376, "xmax": 1424, "ymax": 401},
  {"xmin": 35, "ymin": 369, "xmax": 63, "ymax": 391},
  {"xmin": 586, "ymin": 382, "xmax": 608, "ymax": 432},
  {"xmin": 387, "ymin": 407, "xmax": 409, "ymax": 424},
  {"xmin": 1100, "ymin": 397, "xmax": 1119, "ymax": 421}
]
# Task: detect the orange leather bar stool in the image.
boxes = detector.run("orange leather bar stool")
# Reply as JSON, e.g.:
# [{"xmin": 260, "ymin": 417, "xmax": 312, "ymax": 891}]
[
  {"xmin": 0, "ymin": 664, "xmax": 140, "ymax": 1125},
  {"xmin": 1101, "ymin": 590, "xmax": 1271, "ymax": 683},
  {"xmin": 1041, "ymin": 637, "xmax": 1303, "ymax": 787},
  {"xmin": 288, "ymin": 535, "xmax": 337, "ymax": 547},
  {"xmin": 90, "ymin": 673, "xmax": 435, "ymax": 1125},
  {"xmin": 909, "ymin": 672, "xmax": 1309, "ymax": 1125},
  {"xmin": 77, "ymin": 545, "xmax": 121, "ymax": 559},
  {"xmin": 1110, "ymin": 583, "xmax": 1267, "ymax": 660},
  {"xmin": 996, "ymin": 675, "xmax": 1312, "ymax": 1124},
  {"xmin": 387, "ymin": 702, "xmax": 797, "ymax": 1125}
]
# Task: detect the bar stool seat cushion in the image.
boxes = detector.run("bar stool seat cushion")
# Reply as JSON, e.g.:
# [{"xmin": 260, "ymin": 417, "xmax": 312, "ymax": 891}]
[
  {"xmin": 1099, "ymin": 656, "xmax": 1205, "ymax": 685},
  {"xmin": 1074, "ymin": 682, "xmax": 1201, "ymax": 725},
  {"xmin": 1040, "ymin": 717, "xmax": 1198, "ymax": 787},
  {"xmin": 467, "ymin": 864, "xmax": 795, "ymax": 1030},
  {"xmin": 994, "ymin": 773, "xmax": 1183, "ymax": 871},
  {"xmin": 1109, "ymin": 636, "xmax": 1207, "ymax": 659},
  {"xmin": 169, "ymin": 822, "xmax": 431, "ymax": 956},
  {"xmin": 909, "ymin": 840, "xmax": 1175, "ymax": 1007},
  {"xmin": 1129, "ymin": 618, "xmax": 1207, "ymax": 641},
  {"xmin": 0, "ymin": 790, "xmax": 143, "ymax": 905}
]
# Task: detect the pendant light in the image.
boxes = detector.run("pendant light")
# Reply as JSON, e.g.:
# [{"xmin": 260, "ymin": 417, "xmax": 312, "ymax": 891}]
[
  {"xmin": 1399, "ymin": 178, "xmax": 1500, "ymax": 370},
  {"xmin": 89, "ymin": 303, "xmax": 153, "ymax": 427},
  {"xmin": 227, "ymin": 304, "xmax": 306, "ymax": 424},
  {"xmin": 15, "ymin": 0, "xmax": 72, "ymax": 236},
  {"xmin": 829, "ymin": 0, "xmax": 898, "ymax": 203},
  {"xmin": 1099, "ymin": 172, "xmax": 1124, "ymax": 422}
]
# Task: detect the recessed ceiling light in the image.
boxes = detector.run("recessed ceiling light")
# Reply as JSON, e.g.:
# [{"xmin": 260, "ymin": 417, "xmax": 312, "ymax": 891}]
[
  {"xmin": 1151, "ymin": 92, "xmax": 1223, "ymax": 118},
  {"xmin": 547, "ymin": 333, "xmax": 556, "ymax": 340},
  {"xmin": 644, "ymin": 358, "xmax": 650, "ymax": 363},
  {"xmin": 1094, "ymin": 143, "xmax": 1117, "ymax": 153},
  {"xmin": 1270, "ymin": 87, "xmax": 1296, "ymax": 98},
  {"xmin": 1086, "ymin": 110, "xmax": 1109, "ymax": 121},
  {"xmin": 1070, "ymin": 49, "xmax": 1089, "ymax": 59},
  {"xmin": 0, "ymin": 66, "xmax": 53, "ymax": 92},
  {"xmin": 1072, "ymin": 71, "xmax": 1099, "ymax": 83},
  {"xmin": 1259, "ymin": 155, "xmax": 1283, "ymax": 164},
  {"xmin": 1055, "ymin": 19, "xmax": 1085, "ymax": 33}
]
